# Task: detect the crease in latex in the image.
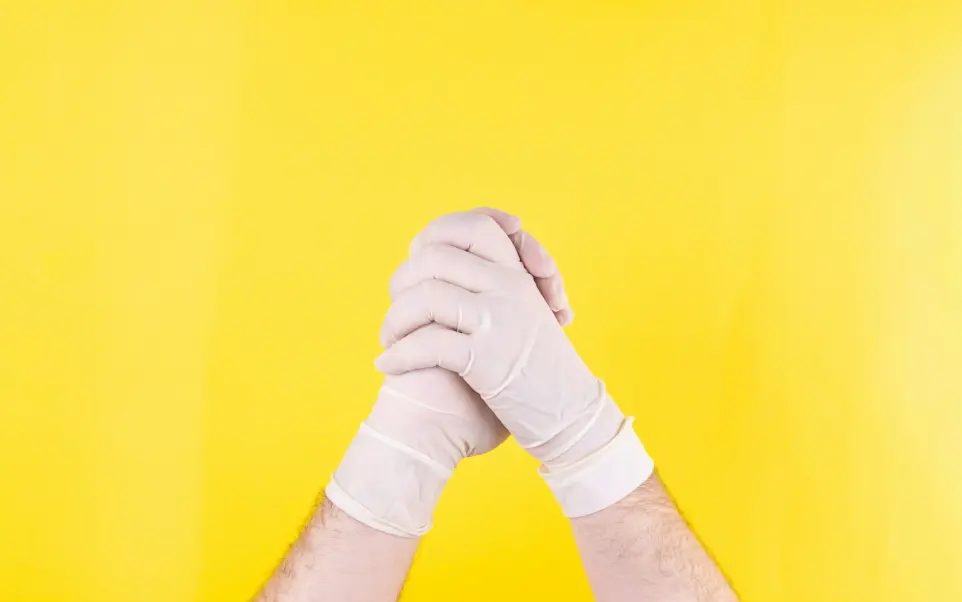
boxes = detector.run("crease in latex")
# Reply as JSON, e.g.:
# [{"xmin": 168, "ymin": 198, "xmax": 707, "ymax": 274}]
[
  {"xmin": 458, "ymin": 347, "xmax": 476, "ymax": 378},
  {"xmin": 522, "ymin": 380, "xmax": 608, "ymax": 458},
  {"xmin": 538, "ymin": 416, "xmax": 639, "ymax": 479},
  {"xmin": 380, "ymin": 384, "xmax": 462, "ymax": 417},
  {"xmin": 532, "ymin": 386, "xmax": 608, "ymax": 464},
  {"xmin": 358, "ymin": 422, "xmax": 453, "ymax": 479},
  {"xmin": 479, "ymin": 320, "xmax": 541, "ymax": 401},
  {"xmin": 326, "ymin": 476, "xmax": 430, "ymax": 538}
]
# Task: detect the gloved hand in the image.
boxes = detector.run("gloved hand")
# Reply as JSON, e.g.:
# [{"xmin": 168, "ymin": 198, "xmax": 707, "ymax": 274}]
[
  {"xmin": 375, "ymin": 213, "xmax": 654, "ymax": 518},
  {"xmin": 326, "ymin": 209, "xmax": 571, "ymax": 537}
]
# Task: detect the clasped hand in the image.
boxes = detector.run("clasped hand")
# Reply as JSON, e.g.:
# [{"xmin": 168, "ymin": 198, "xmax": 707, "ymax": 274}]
[{"xmin": 326, "ymin": 208, "xmax": 653, "ymax": 537}]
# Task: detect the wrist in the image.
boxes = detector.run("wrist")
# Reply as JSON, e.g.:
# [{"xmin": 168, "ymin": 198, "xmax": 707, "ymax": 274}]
[
  {"xmin": 535, "ymin": 384, "xmax": 655, "ymax": 518},
  {"xmin": 523, "ymin": 379, "xmax": 626, "ymax": 470},
  {"xmin": 326, "ymin": 420, "xmax": 454, "ymax": 538},
  {"xmin": 568, "ymin": 472, "xmax": 672, "ymax": 529},
  {"xmin": 540, "ymin": 389, "xmax": 625, "ymax": 470}
]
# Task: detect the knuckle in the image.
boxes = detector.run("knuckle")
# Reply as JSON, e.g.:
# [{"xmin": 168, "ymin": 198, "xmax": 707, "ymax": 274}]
[
  {"xmin": 433, "ymin": 212, "xmax": 463, "ymax": 235},
  {"xmin": 407, "ymin": 232, "xmax": 423, "ymax": 255},
  {"xmin": 388, "ymin": 272, "xmax": 401, "ymax": 298},
  {"xmin": 388, "ymin": 260, "xmax": 411, "ymax": 298},
  {"xmin": 424, "ymin": 242, "xmax": 455, "ymax": 267},
  {"xmin": 415, "ymin": 214, "xmax": 455, "ymax": 248},
  {"xmin": 470, "ymin": 212, "xmax": 501, "ymax": 235}
]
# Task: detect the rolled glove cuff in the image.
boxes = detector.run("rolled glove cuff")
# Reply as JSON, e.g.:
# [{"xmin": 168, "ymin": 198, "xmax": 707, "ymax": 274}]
[
  {"xmin": 538, "ymin": 417, "xmax": 654, "ymax": 518},
  {"xmin": 325, "ymin": 422, "xmax": 452, "ymax": 538}
]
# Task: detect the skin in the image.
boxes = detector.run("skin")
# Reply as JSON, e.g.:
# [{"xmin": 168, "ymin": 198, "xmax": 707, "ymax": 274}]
[
  {"xmin": 254, "ymin": 477, "xmax": 738, "ymax": 602},
  {"xmin": 254, "ymin": 210, "xmax": 738, "ymax": 602},
  {"xmin": 571, "ymin": 474, "xmax": 739, "ymax": 602},
  {"xmin": 254, "ymin": 498, "xmax": 418, "ymax": 602}
]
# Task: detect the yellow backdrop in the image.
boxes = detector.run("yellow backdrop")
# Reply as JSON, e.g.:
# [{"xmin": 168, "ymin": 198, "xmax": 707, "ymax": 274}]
[{"xmin": 1, "ymin": 1, "xmax": 960, "ymax": 601}]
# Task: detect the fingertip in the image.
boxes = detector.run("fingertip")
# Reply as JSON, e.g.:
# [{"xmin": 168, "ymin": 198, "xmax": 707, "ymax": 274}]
[
  {"xmin": 556, "ymin": 307, "xmax": 575, "ymax": 327},
  {"xmin": 374, "ymin": 352, "xmax": 393, "ymax": 374}
]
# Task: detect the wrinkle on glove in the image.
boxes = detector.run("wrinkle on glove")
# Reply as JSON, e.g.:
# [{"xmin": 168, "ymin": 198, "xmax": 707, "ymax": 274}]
[
  {"xmin": 326, "ymin": 423, "xmax": 449, "ymax": 537},
  {"xmin": 326, "ymin": 362, "xmax": 507, "ymax": 538}
]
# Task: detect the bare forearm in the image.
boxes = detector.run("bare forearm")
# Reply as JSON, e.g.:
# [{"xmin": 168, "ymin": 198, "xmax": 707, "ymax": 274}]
[
  {"xmin": 570, "ymin": 474, "xmax": 738, "ymax": 602},
  {"xmin": 254, "ymin": 498, "xmax": 419, "ymax": 602}
]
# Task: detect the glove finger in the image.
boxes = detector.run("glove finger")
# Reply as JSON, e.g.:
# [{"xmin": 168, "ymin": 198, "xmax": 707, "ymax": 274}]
[
  {"xmin": 508, "ymin": 229, "xmax": 558, "ymax": 280},
  {"xmin": 380, "ymin": 280, "xmax": 482, "ymax": 348},
  {"xmin": 535, "ymin": 269, "xmax": 570, "ymax": 314},
  {"xmin": 375, "ymin": 325, "xmax": 473, "ymax": 376},
  {"xmin": 410, "ymin": 212, "xmax": 520, "ymax": 265},
  {"xmin": 390, "ymin": 243, "xmax": 502, "ymax": 300},
  {"xmin": 472, "ymin": 207, "xmax": 572, "ymax": 319},
  {"xmin": 507, "ymin": 228, "xmax": 571, "ymax": 319}
]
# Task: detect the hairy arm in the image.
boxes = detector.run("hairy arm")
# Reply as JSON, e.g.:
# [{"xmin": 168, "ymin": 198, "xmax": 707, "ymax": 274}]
[
  {"xmin": 570, "ymin": 474, "xmax": 738, "ymax": 602},
  {"xmin": 254, "ymin": 209, "xmax": 570, "ymax": 602},
  {"xmin": 253, "ymin": 498, "xmax": 418, "ymax": 602}
]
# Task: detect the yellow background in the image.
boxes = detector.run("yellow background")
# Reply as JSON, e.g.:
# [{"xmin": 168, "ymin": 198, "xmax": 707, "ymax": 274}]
[{"xmin": 2, "ymin": 1, "xmax": 960, "ymax": 601}]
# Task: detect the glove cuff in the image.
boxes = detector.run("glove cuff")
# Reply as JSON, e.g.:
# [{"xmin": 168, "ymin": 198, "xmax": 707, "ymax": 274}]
[
  {"xmin": 325, "ymin": 422, "xmax": 452, "ymax": 538},
  {"xmin": 538, "ymin": 416, "xmax": 654, "ymax": 517}
]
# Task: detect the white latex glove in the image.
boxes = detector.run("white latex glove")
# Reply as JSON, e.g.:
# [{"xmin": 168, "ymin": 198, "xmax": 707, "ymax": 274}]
[
  {"xmin": 375, "ymin": 214, "xmax": 654, "ymax": 517},
  {"xmin": 468, "ymin": 207, "xmax": 574, "ymax": 327},
  {"xmin": 326, "ymin": 358, "xmax": 507, "ymax": 537},
  {"xmin": 327, "ymin": 210, "xmax": 573, "ymax": 537}
]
